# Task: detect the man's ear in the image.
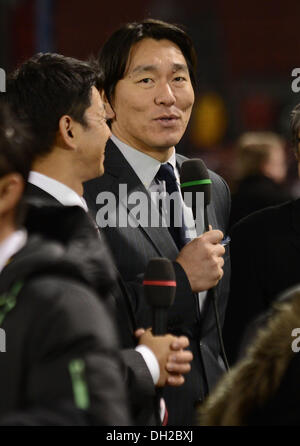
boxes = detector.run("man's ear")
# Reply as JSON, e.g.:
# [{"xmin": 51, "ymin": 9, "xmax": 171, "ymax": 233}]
[
  {"xmin": 58, "ymin": 115, "xmax": 77, "ymax": 150},
  {"xmin": 101, "ymin": 90, "xmax": 115, "ymax": 120},
  {"xmin": 0, "ymin": 173, "xmax": 24, "ymax": 217}
]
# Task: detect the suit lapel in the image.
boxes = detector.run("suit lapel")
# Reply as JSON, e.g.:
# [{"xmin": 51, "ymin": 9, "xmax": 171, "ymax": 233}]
[
  {"xmin": 206, "ymin": 202, "xmax": 218, "ymax": 230},
  {"xmin": 104, "ymin": 140, "xmax": 179, "ymax": 259}
]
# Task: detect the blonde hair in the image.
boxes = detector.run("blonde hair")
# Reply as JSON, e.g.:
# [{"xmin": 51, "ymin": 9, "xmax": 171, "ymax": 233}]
[{"xmin": 235, "ymin": 132, "xmax": 284, "ymax": 179}]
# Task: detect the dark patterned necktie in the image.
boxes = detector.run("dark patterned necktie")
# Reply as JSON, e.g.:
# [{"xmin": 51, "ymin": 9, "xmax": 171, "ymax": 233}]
[{"xmin": 156, "ymin": 163, "xmax": 189, "ymax": 250}]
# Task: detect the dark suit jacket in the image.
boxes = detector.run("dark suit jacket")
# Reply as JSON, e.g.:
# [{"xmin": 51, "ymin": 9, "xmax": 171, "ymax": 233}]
[
  {"xmin": 223, "ymin": 199, "xmax": 300, "ymax": 364},
  {"xmin": 84, "ymin": 139, "xmax": 231, "ymax": 425},
  {"xmin": 25, "ymin": 182, "xmax": 158, "ymax": 425},
  {"xmin": 229, "ymin": 174, "xmax": 292, "ymax": 228}
]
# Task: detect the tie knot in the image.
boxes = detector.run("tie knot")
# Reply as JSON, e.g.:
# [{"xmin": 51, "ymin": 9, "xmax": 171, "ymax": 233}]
[{"xmin": 156, "ymin": 163, "xmax": 177, "ymax": 183}]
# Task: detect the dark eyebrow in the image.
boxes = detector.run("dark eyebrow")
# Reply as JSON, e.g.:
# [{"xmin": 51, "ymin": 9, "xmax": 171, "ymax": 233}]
[
  {"xmin": 172, "ymin": 63, "xmax": 189, "ymax": 73},
  {"xmin": 131, "ymin": 65, "xmax": 157, "ymax": 75},
  {"xmin": 131, "ymin": 63, "xmax": 189, "ymax": 76}
]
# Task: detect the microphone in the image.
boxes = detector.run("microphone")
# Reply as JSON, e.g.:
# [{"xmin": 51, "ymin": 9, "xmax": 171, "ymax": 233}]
[
  {"xmin": 180, "ymin": 158, "xmax": 212, "ymax": 231},
  {"xmin": 179, "ymin": 158, "xmax": 229, "ymax": 370},
  {"xmin": 143, "ymin": 258, "xmax": 176, "ymax": 335}
]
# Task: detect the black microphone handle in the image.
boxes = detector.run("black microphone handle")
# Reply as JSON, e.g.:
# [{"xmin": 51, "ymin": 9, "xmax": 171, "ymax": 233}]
[
  {"xmin": 204, "ymin": 206, "xmax": 209, "ymax": 232},
  {"xmin": 191, "ymin": 205, "xmax": 209, "ymax": 232},
  {"xmin": 152, "ymin": 308, "xmax": 168, "ymax": 335}
]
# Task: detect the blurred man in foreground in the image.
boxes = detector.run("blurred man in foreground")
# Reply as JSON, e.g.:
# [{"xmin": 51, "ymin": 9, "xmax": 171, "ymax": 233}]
[
  {"xmin": 0, "ymin": 102, "xmax": 131, "ymax": 425},
  {"xmin": 200, "ymin": 285, "xmax": 300, "ymax": 425}
]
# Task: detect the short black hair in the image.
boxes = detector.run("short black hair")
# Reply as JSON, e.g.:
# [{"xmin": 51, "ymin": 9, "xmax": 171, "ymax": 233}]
[
  {"xmin": 291, "ymin": 103, "xmax": 300, "ymax": 157},
  {"xmin": 0, "ymin": 102, "xmax": 33, "ymax": 181},
  {"xmin": 98, "ymin": 19, "xmax": 197, "ymax": 104},
  {"xmin": 0, "ymin": 102, "xmax": 33, "ymax": 227},
  {"xmin": 5, "ymin": 53, "xmax": 100, "ymax": 159}
]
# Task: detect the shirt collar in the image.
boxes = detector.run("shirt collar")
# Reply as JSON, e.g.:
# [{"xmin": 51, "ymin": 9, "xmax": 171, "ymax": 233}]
[
  {"xmin": 111, "ymin": 134, "xmax": 177, "ymax": 189},
  {"xmin": 0, "ymin": 230, "xmax": 27, "ymax": 274},
  {"xmin": 28, "ymin": 171, "xmax": 88, "ymax": 212}
]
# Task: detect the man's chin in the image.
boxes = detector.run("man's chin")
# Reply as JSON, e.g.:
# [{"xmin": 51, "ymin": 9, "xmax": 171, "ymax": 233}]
[
  {"xmin": 154, "ymin": 138, "xmax": 181, "ymax": 151},
  {"xmin": 152, "ymin": 132, "xmax": 184, "ymax": 150},
  {"xmin": 86, "ymin": 167, "xmax": 104, "ymax": 182}
]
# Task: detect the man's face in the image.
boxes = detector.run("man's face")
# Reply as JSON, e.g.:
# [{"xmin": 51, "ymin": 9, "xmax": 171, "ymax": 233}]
[
  {"xmin": 263, "ymin": 144, "xmax": 287, "ymax": 183},
  {"xmin": 109, "ymin": 38, "xmax": 195, "ymax": 158},
  {"xmin": 0, "ymin": 172, "xmax": 24, "ymax": 240},
  {"xmin": 77, "ymin": 86, "xmax": 111, "ymax": 180}
]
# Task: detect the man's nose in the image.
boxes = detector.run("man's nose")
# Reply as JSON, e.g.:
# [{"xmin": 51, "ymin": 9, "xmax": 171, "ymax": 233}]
[{"xmin": 154, "ymin": 82, "xmax": 176, "ymax": 106}]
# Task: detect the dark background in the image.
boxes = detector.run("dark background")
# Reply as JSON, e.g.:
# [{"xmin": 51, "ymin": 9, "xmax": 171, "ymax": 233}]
[{"xmin": 1, "ymin": 0, "xmax": 300, "ymax": 190}]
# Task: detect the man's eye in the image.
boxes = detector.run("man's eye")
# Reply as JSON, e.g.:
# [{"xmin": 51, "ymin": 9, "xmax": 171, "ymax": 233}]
[
  {"xmin": 138, "ymin": 78, "xmax": 153, "ymax": 84},
  {"xmin": 174, "ymin": 76, "xmax": 186, "ymax": 82}
]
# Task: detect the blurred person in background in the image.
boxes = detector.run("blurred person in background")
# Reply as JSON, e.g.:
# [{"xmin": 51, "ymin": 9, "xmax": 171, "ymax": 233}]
[
  {"xmin": 223, "ymin": 106, "xmax": 300, "ymax": 365},
  {"xmin": 5, "ymin": 52, "xmax": 193, "ymax": 425},
  {"xmin": 199, "ymin": 285, "xmax": 300, "ymax": 426},
  {"xmin": 0, "ymin": 101, "xmax": 131, "ymax": 425},
  {"xmin": 229, "ymin": 132, "xmax": 292, "ymax": 228}
]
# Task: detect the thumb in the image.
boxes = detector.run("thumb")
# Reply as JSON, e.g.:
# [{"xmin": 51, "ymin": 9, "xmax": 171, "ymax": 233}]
[{"xmin": 134, "ymin": 328, "xmax": 146, "ymax": 339}]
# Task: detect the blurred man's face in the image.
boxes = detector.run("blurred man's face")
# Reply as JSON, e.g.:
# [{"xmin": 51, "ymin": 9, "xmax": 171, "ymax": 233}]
[
  {"xmin": 0, "ymin": 172, "xmax": 24, "ymax": 241},
  {"xmin": 108, "ymin": 38, "xmax": 195, "ymax": 160},
  {"xmin": 77, "ymin": 86, "xmax": 111, "ymax": 180},
  {"xmin": 263, "ymin": 144, "xmax": 287, "ymax": 183}
]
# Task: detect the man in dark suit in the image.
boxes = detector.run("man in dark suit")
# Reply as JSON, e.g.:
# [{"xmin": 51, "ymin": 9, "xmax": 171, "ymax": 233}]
[
  {"xmin": 5, "ymin": 52, "xmax": 193, "ymax": 425},
  {"xmin": 223, "ymin": 103, "xmax": 300, "ymax": 365},
  {"xmin": 84, "ymin": 19, "xmax": 231, "ymax": 425}
]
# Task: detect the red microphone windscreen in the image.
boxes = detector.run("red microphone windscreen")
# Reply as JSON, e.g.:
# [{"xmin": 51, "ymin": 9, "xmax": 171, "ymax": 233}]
[{"xmin": 143, "ymin": 258, "xmax": 176, "ymax": 308}]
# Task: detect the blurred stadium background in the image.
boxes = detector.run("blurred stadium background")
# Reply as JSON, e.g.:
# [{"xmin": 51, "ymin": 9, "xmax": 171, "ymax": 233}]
[{"xmin": 1, "ymin": 0, "xmax": 300, "ymax": 193}]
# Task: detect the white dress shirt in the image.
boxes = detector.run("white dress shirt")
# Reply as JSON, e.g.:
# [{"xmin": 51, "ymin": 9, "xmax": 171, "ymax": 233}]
[
  {"xmin": 0, "ymin": 230, "xmax": 27, "ymax": 274},
  {"xmin": 28, "ymin": 171, "xmax": 88, "ymax": 211},
  {"xmin": 28, "ymin": 170, "xmax": 160, "ymax": 385}
]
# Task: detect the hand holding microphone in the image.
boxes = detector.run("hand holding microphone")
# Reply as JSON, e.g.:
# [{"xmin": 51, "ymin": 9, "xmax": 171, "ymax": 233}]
[
  {"xmin": 135, "ymin": 329, "xmax": 193, "ymax": 387},
  {"xmin": 175, "ymin": 159, "xmax": 226, "ymax": 292},
  {"xmin": 176, "ymin": 231, "xmax": 225, "ymax": 292}
]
